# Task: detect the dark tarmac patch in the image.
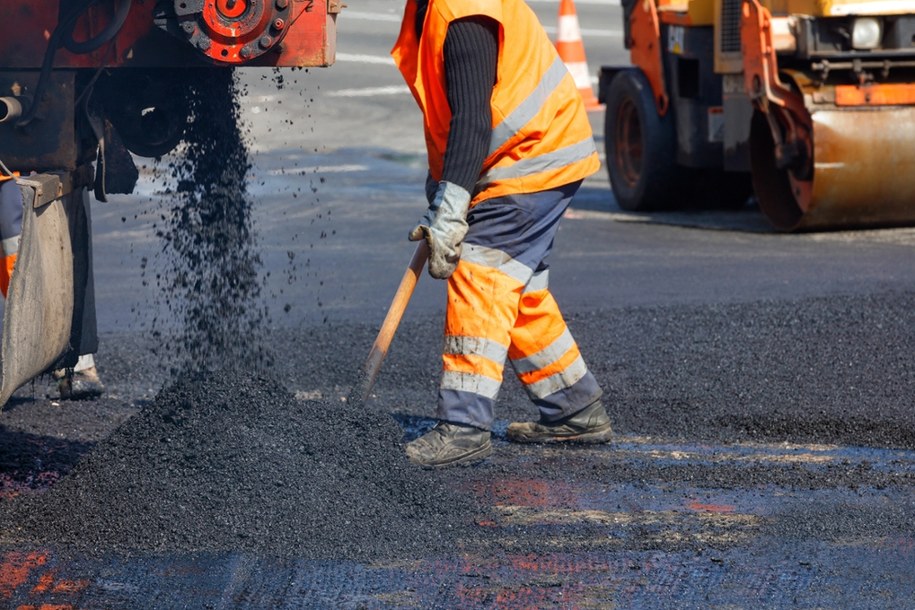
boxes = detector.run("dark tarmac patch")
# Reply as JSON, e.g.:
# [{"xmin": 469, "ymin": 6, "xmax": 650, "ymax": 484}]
[{"xmin": 0, "ymin": 372, "xmax": 482, "ymax": 560}]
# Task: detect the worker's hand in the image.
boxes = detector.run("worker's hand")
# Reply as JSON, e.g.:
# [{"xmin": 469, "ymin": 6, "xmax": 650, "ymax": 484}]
[{"xmin": 409, "ymin": 181, "xmax": 470, "ymax": 279}]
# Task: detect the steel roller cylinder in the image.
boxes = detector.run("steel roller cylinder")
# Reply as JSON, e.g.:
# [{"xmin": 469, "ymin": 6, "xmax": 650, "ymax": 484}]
[
  {"xmin": 751, "ymin": 106, "xmax": 915, "ymax": 231},
  {"xmin": 805, "ymin": 109, "xmax": 915, "ymax": 229},
  {"xmin": 172, "ymin": 0, "xmax": 293, "ymax": 63}
]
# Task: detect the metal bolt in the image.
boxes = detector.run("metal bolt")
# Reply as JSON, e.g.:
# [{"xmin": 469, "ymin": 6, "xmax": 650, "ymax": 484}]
[
  {"xmin": 276, "ymin": 0, "xmax": 288, "ymax": 8},
  {"xmin": 181, "ymin": 21, "xmax": 195, "ymax": 33},
  {"xmin": 259, "ymin": 35, "xmax": 273, "ymax": 49},
  {"xmin": 273, "ymin": 18, "xmax": 285, "ymax": 30},
  {"xmin": 240, "ymin": 46, "xmax": 253, "ymax": 59}
]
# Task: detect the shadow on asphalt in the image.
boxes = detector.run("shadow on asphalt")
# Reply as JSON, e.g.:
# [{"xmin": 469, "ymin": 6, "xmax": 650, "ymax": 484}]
[
  {"xmin": 572, "ymin": 184, "xmax": 777, "ymax": 233},
  {"xmin": 0, "ymin": 425, "xmax": 95, "ymax": 500}
]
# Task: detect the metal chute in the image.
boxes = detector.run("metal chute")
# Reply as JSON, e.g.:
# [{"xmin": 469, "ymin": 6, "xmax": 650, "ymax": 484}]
[{"xmin": 0, "ymin": 175, "xmax": 74, "ymax": 407}]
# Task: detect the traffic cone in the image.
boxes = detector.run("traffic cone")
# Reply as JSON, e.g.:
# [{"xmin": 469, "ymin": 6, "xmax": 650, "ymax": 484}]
[{"xmin": 555, "ymin": 0, "xmax": 602, "ymax": 111}]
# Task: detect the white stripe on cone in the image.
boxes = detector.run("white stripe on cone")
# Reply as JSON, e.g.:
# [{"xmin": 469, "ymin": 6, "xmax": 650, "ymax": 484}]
[
  {"xmin": 565, "ymin": 61, "xmax": 592, "ymax": 90},
  {"xmin": 557, "ymin": 15, "xmax": 583, "ymax": 43}
]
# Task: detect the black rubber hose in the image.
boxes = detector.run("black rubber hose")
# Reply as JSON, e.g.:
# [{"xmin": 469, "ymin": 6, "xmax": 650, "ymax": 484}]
[
  {"xmin": 16, "ymin": 0, "xmax": 132, "ymax": 127},
  {"xmin": 63, "ymin": 0, "xmax": 133, "ymax": 54}
]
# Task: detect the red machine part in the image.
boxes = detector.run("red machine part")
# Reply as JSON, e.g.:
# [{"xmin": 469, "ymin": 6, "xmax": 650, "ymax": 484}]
[
  {"xmin": 627, "ymin": 0, "xmax": 669, "ymax": 116},
  {"xmin": 176, "ymin": 0, "xmax": 293, "ymax": 63},
  {"xmin": 0, "ymin": 0, "xmax": 336, "ymax": 68}
]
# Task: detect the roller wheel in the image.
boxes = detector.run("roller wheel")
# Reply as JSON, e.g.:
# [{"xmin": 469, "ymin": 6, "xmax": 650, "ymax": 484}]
[
  {"xmin": 604, "ymin": 69, "xmax": 682, "ymax": 211},
  {"xmin": 748, "ymin": 111, "xmax": 804, "ymax": 231}
]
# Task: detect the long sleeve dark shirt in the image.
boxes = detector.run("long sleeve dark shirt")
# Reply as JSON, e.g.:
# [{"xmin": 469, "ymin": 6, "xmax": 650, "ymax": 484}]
[{"xmin": 416, "ymin": 1, "xmax": 499, "ymax": 197}]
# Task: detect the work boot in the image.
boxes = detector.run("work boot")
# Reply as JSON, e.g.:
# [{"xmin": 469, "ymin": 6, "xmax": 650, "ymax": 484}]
[
  {"xmin": 405, "ymin": 422, "xmax": 492, "ymax": 468},
  {"xmin": 55, "ymin": 366, "xmax": 106, "ymax": 400},
  {"xmin": 507, "ymin": 400, "xmax": 613, "ymax": 444}
]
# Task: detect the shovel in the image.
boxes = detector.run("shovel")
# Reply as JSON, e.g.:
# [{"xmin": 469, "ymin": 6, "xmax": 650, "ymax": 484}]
[{"xmin": 348, "ymin": 240, "xmax": 429, "ymax": 405}]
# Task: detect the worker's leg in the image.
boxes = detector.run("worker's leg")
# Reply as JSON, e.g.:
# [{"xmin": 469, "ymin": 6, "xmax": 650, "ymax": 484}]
[
  {"xmin": 404, "ymin": 250, "xmax": 524, "ymax": 467},
  {"xmin": 54, "ymin": 187, "xmax": 104, "ymax": 399},
  {"xmin": 407, "ymin": 181, "xmax": 603, "ymax": 466},
  {"xmin": 0, "ymin": 179, "xmax": 23, "ymax": 297},
  {"xmin": 508, "ymin": 270, "xmax": 603, "ymax": 421},
  {"xmin": 503, "ymin": 188, "xmax": 611, "ymax": 444},
  {"xmin": 436, "ymin": 252, "xmax": 528, "ymax": 430},
  {"xmin": 505, "ymin": 269, "xmax": 611, "ymax": 443}
]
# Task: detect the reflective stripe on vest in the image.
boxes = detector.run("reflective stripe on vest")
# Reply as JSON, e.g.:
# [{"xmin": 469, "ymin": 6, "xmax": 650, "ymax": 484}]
[
  {"xmin": 487, "ymin": 56, "xmax": 568, "ymax": 157},
  {"xmin": 478, "ymin": 137, "xmax": 597, "ymax": 190}
]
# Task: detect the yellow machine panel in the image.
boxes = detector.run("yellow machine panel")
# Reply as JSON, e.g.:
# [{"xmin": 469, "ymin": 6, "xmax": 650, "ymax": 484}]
[
  {"xmin": 765, "ymin": 0, "xmax": 914, "ymax": 16},
  {"xmin": 659, "ymin": 0, "xmax": 717, "ymax": 25}
]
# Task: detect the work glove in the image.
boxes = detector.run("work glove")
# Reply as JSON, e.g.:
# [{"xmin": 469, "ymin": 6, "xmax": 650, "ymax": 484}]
[{"xmin": 409, "ymin": 180, "xmax": 471, "ymax": 280}]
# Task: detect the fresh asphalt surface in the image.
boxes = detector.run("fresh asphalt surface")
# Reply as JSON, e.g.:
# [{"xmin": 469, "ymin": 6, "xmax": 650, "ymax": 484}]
[{"xmin": 1, "ymin": 0, "xmax": 915, "ymax": 607}]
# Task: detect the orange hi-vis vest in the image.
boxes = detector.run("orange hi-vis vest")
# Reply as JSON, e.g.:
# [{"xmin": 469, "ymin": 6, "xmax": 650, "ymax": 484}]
[{"xmin": 392, "ymin": 0, "xmax": 600, "ymax": 205}]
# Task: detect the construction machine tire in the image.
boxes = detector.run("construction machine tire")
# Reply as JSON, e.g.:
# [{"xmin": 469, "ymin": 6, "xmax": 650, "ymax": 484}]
[
  {"xmin": 604, "ymin": 69, "xmax": 682, "ymax": 211},
  {"xmin": 748, "ymin": 111, "xmax": 805, "ymax": 231}
]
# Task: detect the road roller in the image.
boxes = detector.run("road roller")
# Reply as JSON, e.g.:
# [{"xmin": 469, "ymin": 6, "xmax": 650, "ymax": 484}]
[{"xmin": 598, "ymin": 0, "xmax": 915, "ymax": 231}]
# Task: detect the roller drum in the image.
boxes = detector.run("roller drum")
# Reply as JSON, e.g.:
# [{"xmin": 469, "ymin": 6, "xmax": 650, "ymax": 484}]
[
  {"xmin": 806, "ymin": 108, "xmax": 915, "ymax": 229},
  {"xmin": 752, "ymin": 105, "xmax": 915, "ymax": 231}
]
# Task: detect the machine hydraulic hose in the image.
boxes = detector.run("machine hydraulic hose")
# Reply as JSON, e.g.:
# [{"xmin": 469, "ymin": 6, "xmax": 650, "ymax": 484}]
[{"xmin": 16, "ymin": 0, "xmax": 133, "ymax": 128}]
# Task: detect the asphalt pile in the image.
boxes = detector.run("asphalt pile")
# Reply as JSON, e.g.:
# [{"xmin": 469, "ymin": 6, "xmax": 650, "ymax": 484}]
[
  {"xmin": 1, "ymin": 69, "xmax": 485, "ymax": 559},
  {"xmin": 3, "ymin": 371, "xmax": 481, "ymax": 559}
]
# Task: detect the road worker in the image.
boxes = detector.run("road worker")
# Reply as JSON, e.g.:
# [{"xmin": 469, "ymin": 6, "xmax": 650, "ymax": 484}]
[
  {"xmin": 393, "ymin": 0, "xmax": 613, "ymax": 467},
  {"xmin": 0, "ymin": 174, "xmax": 20, "ymax": 299},
  {"xmin": 0, "ymin": 173, "xmax": 105, "ymax": 400}
]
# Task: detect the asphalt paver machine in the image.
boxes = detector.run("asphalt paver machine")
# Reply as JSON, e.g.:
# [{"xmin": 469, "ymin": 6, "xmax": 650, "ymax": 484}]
[{"xmin": 0, "ymin": 0, "xmax": 338, "ymax": 406}]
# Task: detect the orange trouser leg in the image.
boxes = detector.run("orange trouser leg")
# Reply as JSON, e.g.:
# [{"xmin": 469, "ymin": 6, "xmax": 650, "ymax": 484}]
[
  {"xmin": 508, "ymin": 270, "xmax": 602, "ymax": 422},
  {"xmin": 0, "ymin": 252, "xmax": 15, "ymax": 298},
  {"xmin": 439, "ymin": 256, "xmax": 526, "ymax": 428}
]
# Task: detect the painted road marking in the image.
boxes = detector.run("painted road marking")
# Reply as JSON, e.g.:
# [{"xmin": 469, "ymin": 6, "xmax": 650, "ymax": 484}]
[
  {"xmin": 542, "ymin": 25, "xmax": 623, "ymax": 38},
  {"xmin": 337, "ymin": 11, "xmax": 623, "ymax": 37},
  {"xmin": 527, "ymin": 0, "xmax": 621, "ymax": 5},
  {"xmin": 340, "ymin": 10, "xmax": 403, "ymax": 22},
  {"xmin": 335, "ymin": 53, "xmax": 396, "ymax": 65},
  {"xmin": 266, "ymin": 165, "xmax": 369, "ymax": 175},
  {"xmin": 327, "ymin": 85, "xmax": 410, "ymax": 98}
]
